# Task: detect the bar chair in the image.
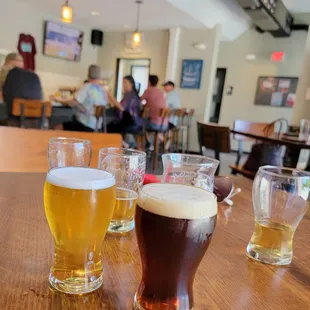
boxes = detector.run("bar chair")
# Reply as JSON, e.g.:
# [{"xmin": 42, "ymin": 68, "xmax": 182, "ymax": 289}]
[
  {"xmin": 12, "ymin": 99, "xmax": 52, "ymax": 129},
  {"xmin": 197, "ymin": 122, "xmax": 231, "ymax": 176},
  {"xmin": 94, "ymin": 106, "xmax": 107, "ymax": 133}
]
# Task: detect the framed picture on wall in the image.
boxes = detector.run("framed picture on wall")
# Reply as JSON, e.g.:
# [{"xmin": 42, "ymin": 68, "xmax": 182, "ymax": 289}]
[
  {"xmin": 180, "ymin": 59, "xmax": 204, "ymax": 89},
  {"xmin": 254, "ymin": 76, "xmax": 298, "ymax": 108}
]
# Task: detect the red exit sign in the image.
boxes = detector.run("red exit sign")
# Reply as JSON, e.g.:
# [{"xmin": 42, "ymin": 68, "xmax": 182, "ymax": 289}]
[{"xmin": 271, "ymin": 51, "xmax": 285, "ymax": 62}]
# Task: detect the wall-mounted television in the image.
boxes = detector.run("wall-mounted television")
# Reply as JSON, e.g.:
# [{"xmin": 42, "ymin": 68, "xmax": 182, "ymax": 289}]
[{"xmin": 43, "ymin": 21, "xmax": 84, "ymax": 62}]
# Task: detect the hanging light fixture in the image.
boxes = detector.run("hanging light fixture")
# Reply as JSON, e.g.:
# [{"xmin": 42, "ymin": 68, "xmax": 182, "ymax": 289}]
[
  {"xmin": 131, "ymin": 0, "xmax": 143, "ymax": 47},
  {"xmin": 61, "ymin": 0, "xmax": 73, "ymax": 23}
]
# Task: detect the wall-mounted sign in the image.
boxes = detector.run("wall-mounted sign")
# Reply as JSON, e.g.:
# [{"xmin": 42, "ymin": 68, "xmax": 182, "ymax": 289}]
[{"xmin": 180, "ymin": 59, "xmax": 203, "ymax": 89}]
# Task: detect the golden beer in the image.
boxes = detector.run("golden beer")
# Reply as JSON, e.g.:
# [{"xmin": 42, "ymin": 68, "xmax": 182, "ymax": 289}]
[
  {"xmin": 44, "ymin": 167, "xmax": 116, "ymax": 294},
  {"xmin": 247, "ymin": 219, "xmax": 295, "ymax": 264},
  {"xmin": 108, "ymin": 188, "xmax": 138, "ymax": 233}
]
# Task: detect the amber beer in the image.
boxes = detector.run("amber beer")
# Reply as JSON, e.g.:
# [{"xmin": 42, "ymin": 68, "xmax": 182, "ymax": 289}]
[
  {"xmin": 134, "ymin": 183, "xmax": 217, "ymax": 310},
  {"xmin": 44, "ymin": 167, "xmax": 116, "ymax": 294},
  {"xmin": 247, "ymin": 219, "xmax": 295, "ymax": 262},
  {"xmin": 109, "ymin": 188, "xmax": 138, "ymax": 232}
]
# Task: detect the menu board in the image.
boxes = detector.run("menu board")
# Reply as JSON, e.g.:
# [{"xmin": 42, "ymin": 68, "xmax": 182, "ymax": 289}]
[{"xmin": 254, "ymin": 76, "xmax": 298, "ymax": 108}]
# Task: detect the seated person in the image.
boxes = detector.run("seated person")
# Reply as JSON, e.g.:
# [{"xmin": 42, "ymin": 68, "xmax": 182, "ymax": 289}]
[
  {"xmin": 107, "ymin": 76, "xmax": 142, "ymax": 148},
  {"xmin": 55, "ymin": 65, "xmax": 107, "ymax": 132},
  {"xmin": 3, "ymin": 67, "xmax": 42, "ymax": 116},
  {"xmin": 163, "ymin": 80, "xmax": 181, "ymax": 128},
  {"xmin": 141, "ymin": 75, "xmax": 168, "ymax": 131},
  {"xmin": 0, "ymin": 53, "xmax": 24, "ymax": 102}
]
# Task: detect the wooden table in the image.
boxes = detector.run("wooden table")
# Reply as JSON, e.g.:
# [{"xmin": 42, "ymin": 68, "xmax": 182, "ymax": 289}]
[
  {"xmin": 231, "ymin": 129, "xmax": 310, "ymax": 168},
  {"xmin": 1, "ymin": 174, "xmax": 309, "ymax": 309},
  {"xmin": 0, "ymin": 127, "xmax": 122, "ymax": 172}
]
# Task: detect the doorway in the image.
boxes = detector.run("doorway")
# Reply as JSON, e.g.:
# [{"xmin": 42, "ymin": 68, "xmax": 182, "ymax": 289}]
[
  {"xmin": 115, "ymin": 58, "xmax": 151, "ymax": 101},
  {"xmin": 209, "ymin": 68, "xmax": 227, "ymax": 123}
]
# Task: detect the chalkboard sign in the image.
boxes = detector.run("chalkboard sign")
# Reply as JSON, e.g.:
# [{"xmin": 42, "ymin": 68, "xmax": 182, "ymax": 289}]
[
  {"xmin": 254, "ymin": 76, "xmax": 298, "ymax": 108},
  {"xmin": 180, "ymin": 59, "xmax": 203, "ymax": 89}
]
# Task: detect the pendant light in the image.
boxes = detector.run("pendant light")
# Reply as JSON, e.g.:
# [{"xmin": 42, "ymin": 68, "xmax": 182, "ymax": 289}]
[
  {"xmin": 131, "ymin": 0, "xmax": 143, "ymax": 47},
  {"xmin": 62, "ymin": 0, "xmax": 73, "ymax": 23}
]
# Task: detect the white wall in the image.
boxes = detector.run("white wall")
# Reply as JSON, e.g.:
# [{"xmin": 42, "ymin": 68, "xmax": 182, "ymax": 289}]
[
  {"xmin": 175, "ymin": 27, "xmax": 220, "ymax": 152},
  {"xmin": 218, "ymin": 29, "xmax": 307, "ymax": 150},
  {"xmin": 0, "ymin": 0, "xmax": 98, "ymax": 96},
  {"xmin": 97, "ymin": 30, "xmax": 169, "ymax": 95}
]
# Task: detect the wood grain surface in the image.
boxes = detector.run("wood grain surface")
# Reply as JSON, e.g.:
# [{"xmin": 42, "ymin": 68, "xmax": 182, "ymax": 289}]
[
  {"xmin": 0, "ymin": 127, "xmax": 121, "ymax": 172},
  {"xmin": 0, "ymin": 174, "xmax": 309, "ymax": 310},
  {"xmin": 231, "ymin": 129, "xmax": 310, "ymax": 150}
]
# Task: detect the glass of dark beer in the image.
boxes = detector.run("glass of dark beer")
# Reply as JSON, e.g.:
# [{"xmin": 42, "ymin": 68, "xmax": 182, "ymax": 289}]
[{"xmin": 134, "ymin": 183, "xmax": 217, "ymax": 309}]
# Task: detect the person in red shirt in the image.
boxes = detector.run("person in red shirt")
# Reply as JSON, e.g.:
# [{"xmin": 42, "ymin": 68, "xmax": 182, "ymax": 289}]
[{"xmin": 141, "ymin": 75, "xmax": 168, "ymax": 131}]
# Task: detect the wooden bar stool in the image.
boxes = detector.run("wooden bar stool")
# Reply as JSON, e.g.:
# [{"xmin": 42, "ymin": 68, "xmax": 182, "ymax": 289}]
[
  {"xmin": 135, "ymin": 107, "xmax": 150, "ymax": 151},
  {"xmin": 94, "ymin": 106, "xmax": 107, "ymax": 133},
  {"xmin": 12, "ymin": 99, "xmax": 52, "ymax": 129}
]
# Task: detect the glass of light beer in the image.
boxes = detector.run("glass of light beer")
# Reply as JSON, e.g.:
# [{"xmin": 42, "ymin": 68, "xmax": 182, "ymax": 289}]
[
  {"xmin": 48, "ymin": 137, "xmax": 92, "ymax": 168},
  {"xmin": 247, "ymin": 166, "xmax": 310, "ymax": 265},
  {"xmin": 135, "ymin": 183, "xmax": 217, "ymax": 309},
  {"xmin": 162, "ymin": 154, "xmax": 219, "ymax": 192},
  {"xmin": 44, "ymin": 167, "xmax": 116, "ymax": 294},
  {"xmin": 98, "ymin": 148, "xmax": 146, "ymax": 233}
]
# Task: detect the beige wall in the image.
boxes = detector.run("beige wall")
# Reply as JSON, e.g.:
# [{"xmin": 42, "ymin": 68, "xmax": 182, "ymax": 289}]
[
  {"xmin": 0, "ymin": 0, "xmax": 97, "ymax": 95},
  {"xmin": 97, "ymin": 30, "xmax": 169, "ymax": 94},
  {"xmin": 218, "ymin": 29, "xmax": 307, "ymax": 149},
  {"xmin": 175, "ymin": 28, "xmax": 220, "ymax": 152}
]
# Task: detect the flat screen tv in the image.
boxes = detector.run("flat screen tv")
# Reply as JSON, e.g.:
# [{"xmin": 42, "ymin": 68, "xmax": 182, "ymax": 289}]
[{"xmin": 43, "ymin": 21, "xmax": 84, "ymax": 62}]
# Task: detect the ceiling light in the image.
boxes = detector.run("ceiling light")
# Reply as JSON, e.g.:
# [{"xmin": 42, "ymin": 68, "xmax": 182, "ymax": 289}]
[
  {"xmin": 245, "ymin": 54, "xmax": 256, "ymax": 61},
  {"xmin": 193, "ymin": 43, "xmax": 207, "ymax": 50},
  {"xmin": 61, "ymin": 0, "xmax": 73, "ymax": 23},
  {"xmin": 131, "ymin": 0, "xmax": 143, "ymax": 48},
  {"xmin": 91, "ymin": 11, "xmax": 100, "ymax": 16}
]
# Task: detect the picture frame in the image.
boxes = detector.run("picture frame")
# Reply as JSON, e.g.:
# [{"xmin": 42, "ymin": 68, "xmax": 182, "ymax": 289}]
[{"xmin": 180, "ymin": 59, "xmax": 204, "ymax": 89}]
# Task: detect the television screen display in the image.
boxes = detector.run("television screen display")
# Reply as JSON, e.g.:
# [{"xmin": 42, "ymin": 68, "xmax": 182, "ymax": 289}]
[{"xmin": 43, "ymin": 21, "xmax": 84, "ymax": 62}]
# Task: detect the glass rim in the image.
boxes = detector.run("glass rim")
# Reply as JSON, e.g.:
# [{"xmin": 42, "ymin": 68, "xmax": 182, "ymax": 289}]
[
  {"xmin": 140, "ymin": 182, "xmax": 217, "ymax": 201},
  {"xmin": 99, "ymin": 147, "xmax": 146, "ymax": 158},
  {"xmin": 47, "ymin": 166, "xmax": 115, "ymax": 181},
  {"xmin": 49, "ymin": 137, "xmax": 91, "ymax": 145},
  {"xmin": 259, "ymin": 165, "xmax": 310, "ymax": 179},
  {"xmin": 162, "ymin": 153, "xmax": 220, "ymax": 166}
]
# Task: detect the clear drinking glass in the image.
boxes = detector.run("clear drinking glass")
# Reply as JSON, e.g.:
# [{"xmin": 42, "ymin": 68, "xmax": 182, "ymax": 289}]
[
  {"xmin": 162, "ymin": 153, "xmax": 219, "ymax": 192},
  {"xmin": 98, "ymin": 148, "xmax": 146, "ymax": 233},
  {"xmin": 299, "ymin": 119, "xmax": 310, "ymax": 142},
  {"xmin": 134, "ymin": 183, "xmax": 217, "ymax": 309},
  {"xmin": 48, "ymin": 137, "xmax": 92, "ymax": 168},
  {"xmin": 44, "ymin": 167, "xmax": 116, "ymax": 294},
  {"xmin": 247, "ymin": 166, "xmax": 310, "ymax": 265}
]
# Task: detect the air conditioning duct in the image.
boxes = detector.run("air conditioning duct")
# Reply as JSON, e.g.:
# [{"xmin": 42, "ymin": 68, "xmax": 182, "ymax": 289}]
[{"xmin": 235, "ymin": 0, "xmax": 293, "ymax": 37}]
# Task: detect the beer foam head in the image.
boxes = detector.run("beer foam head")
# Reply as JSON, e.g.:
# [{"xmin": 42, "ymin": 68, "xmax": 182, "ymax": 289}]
[
  {"xmin": 138, "ymin": 183, "xmax": 217, "ymax": 219},
  {"xmin": 46, "ymin": 167, "xmax": 115, "ymax": 190}
]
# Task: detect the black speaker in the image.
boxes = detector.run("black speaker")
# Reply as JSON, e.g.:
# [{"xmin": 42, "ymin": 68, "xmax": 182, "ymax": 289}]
[{"xmin": 91, "ymin": 30, "xmax": 104, "ymax": 46}]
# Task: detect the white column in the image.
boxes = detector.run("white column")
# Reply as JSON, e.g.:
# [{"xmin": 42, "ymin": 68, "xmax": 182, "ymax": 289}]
[
  {"xmin": 203, "ymin": 24, "xmax": 221, "ymax": 122},
  {"xmin": 292, "ymin": 29, "xmax": 310, "ymax": 125},
  {"xmin": 165, "ymin": 27, "xmax": 181, "ymax": 82}
]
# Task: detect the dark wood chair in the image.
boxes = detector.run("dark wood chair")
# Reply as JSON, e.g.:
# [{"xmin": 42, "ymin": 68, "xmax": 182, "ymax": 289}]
[
  {"xmin": 12, "ymin": 99, "xmax": 52, "ymax": 129},
  {"xmin": 197, "ymin": 122, "xmax": 231, "ymax": 175},
  {"xmin": 94, "ymin": 106, "xmax": 107, "ymax": 133},
  {"xmin": 230, "ymin": 120, "xmax": 275, "ymax": 178},
  {"xmin": 135, "ymin": 107, "xmax": 150, "ymax": 151}
]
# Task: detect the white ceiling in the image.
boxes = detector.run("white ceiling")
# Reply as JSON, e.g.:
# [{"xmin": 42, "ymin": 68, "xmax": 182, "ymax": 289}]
[
  {"xmin": 17, "ymin": 0, "xmax": 310, "ymax": 42},
  {"xmin": 18, "ymin": 0, "xmax": 205, "ymax": 31}
]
